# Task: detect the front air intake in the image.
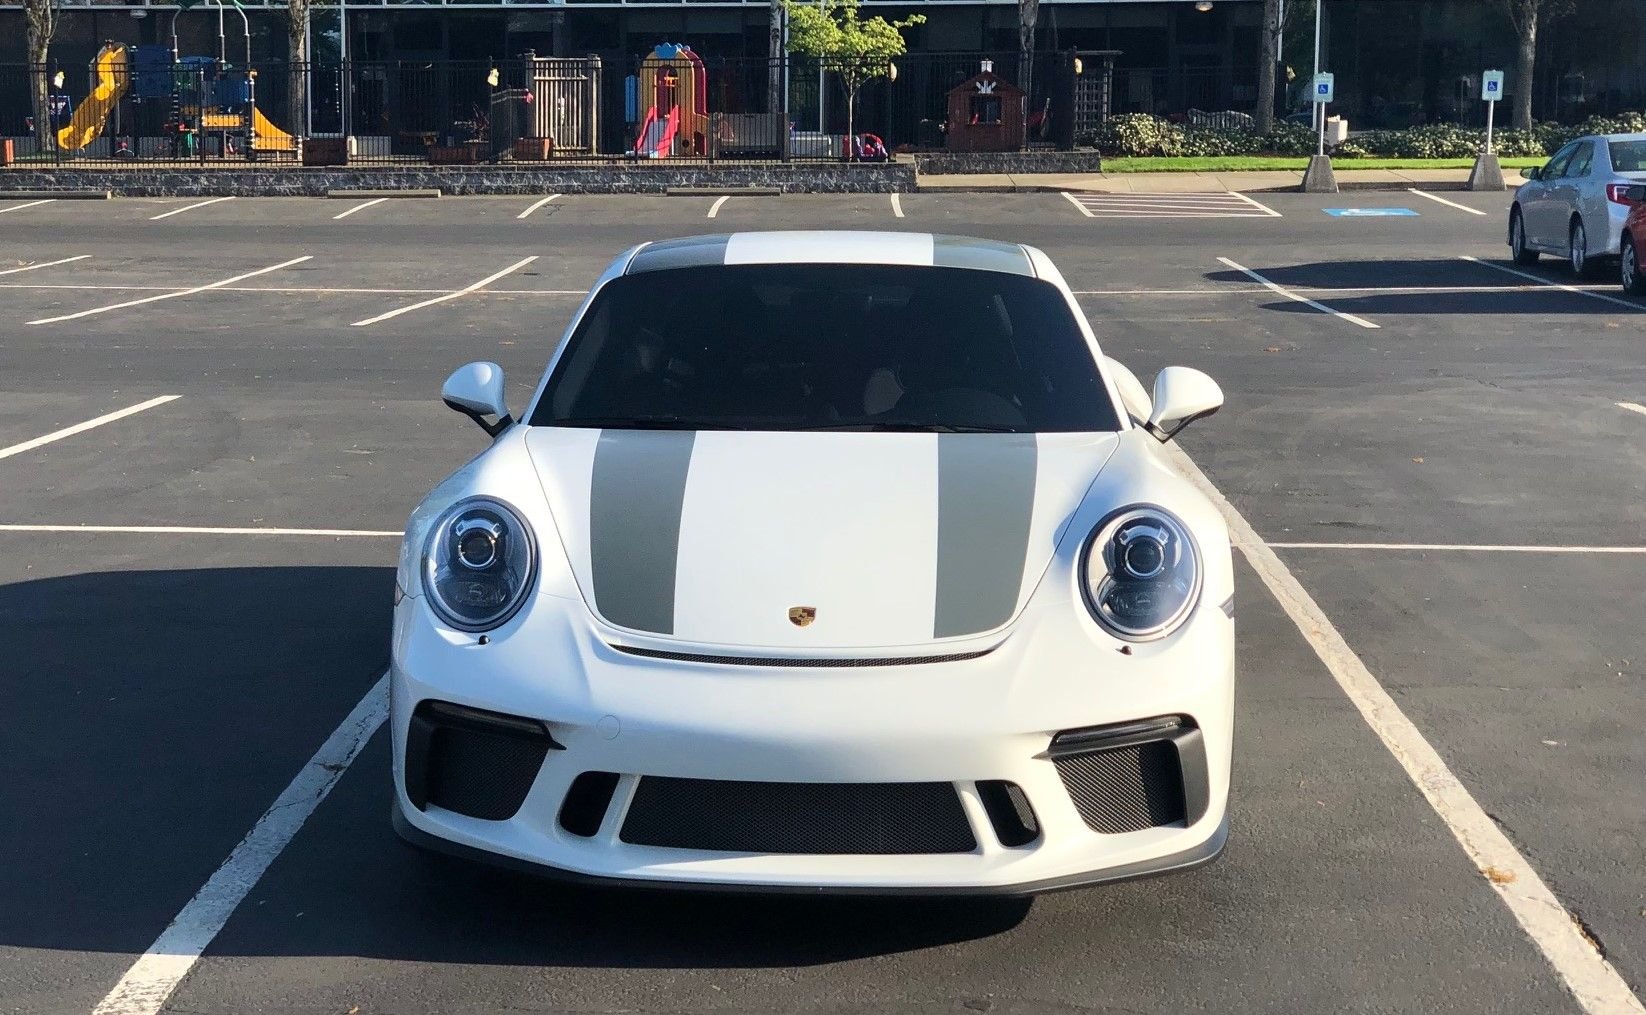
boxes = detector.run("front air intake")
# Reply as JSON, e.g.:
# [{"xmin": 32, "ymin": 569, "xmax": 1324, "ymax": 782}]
[
  {"xmin": 1050, "ymin": 716, "xmax": 1207, "ymax": 834},
  {"xmin": 404, "ymin": 700, "xmax": 559, "ymax": 821}
]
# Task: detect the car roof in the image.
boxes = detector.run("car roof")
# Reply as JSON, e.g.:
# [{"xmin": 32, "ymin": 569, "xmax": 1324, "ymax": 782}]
[
  {"xmin": 625, "ymin": 231, "xmax": 1038, "ymax": 278},
  {"xmin": 1578, "ymin": 133, "xmax": 1646, "ymax": 143}
]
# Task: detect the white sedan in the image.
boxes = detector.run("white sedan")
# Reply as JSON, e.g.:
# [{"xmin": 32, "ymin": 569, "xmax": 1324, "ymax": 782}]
[{"xmin": 390, "ymin": 231, "xmax": 1235, "ymax": 893}]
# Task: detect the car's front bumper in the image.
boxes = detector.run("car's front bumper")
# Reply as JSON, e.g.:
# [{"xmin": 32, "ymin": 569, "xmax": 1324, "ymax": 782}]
[{"xmin": 388, "ymin": 588, "xmax": 1235, "ymax": 894}]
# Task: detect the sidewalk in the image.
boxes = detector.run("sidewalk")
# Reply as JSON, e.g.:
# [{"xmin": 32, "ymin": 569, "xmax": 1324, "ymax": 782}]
[{"xmin": 917, "ymin": 166, "xmax": 1528, "ymax": 194}]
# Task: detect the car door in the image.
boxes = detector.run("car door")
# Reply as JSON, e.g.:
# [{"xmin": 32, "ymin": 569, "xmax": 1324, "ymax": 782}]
[
  {"xmin": 1554, "ymin": 141, "xmax": 1596, "ymax": 250},
  {"xmin": 1527, "ymin": 142, "xmax": 1578, "ymax": 247}
]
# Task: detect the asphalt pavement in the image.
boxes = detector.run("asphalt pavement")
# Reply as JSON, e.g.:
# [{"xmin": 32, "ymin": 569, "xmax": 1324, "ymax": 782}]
[{"xmin": 1, "ymin": 187, "xmax": 1643, "ymax": 1015}]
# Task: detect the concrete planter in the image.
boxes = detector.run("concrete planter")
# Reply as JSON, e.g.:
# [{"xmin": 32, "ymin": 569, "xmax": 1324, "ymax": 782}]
[
  {"xmin": 512, "ymin": 138, "xmax": 553, "ymax": 161},
  {"xmin": 428, "ymin": 144, "xmax": 484, "ymax": 165},
  {"xmin": 303, "ymin": 137, "xmax": 350, "ymax": 167}
]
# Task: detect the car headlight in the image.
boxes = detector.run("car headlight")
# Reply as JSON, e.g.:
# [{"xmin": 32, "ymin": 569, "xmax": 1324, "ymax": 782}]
[
  {"xmin": 1081, "ymin": 506, "xmax": 1201, "ymax": 641},
  {"xmin": 421, "ymin": 497, "xmax": 536, "ymax": 631}
]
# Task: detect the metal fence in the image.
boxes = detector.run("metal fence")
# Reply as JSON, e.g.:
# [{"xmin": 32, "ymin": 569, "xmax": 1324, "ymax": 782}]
[{"xmin": 1, "ymin": 51, "xmax": 1102, "ymax": 167}]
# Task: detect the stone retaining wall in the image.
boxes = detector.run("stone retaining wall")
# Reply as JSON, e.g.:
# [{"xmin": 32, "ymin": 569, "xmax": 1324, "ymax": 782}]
[
  {"xmin": 0, "ymin": 162, "xmax": 916, "ymax": 196},
  {"xmin": 912, "ymin": 151, "xmax": 1102, "ymax": 175}
]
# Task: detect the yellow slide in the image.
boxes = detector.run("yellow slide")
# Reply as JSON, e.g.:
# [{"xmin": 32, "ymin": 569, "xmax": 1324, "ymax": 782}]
[
  {"xmin": 250, "ymin": 106, "xmax": 298, "ymax": 152},
  {"xmin": 57, "ymin": 45, "xmax": 128, "ymax": 152}
]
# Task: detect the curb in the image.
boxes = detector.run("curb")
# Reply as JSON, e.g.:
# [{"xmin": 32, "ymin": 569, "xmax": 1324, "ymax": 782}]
[
  {"xmin": 326, "ymin": 189, "xmax": 441, "ymax": 198},
  {"xmin": 0, "ymin": 190, "xmax": 112, "ymax": 199}
]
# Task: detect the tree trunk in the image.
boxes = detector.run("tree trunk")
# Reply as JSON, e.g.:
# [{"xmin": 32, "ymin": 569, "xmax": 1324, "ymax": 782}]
[
  {"xmin": 25, "ymin": 0, "xmax": 55, "ymax": 152},
  {"xmin": 1017, "ymin": 0, "xmax": 1039, "ymax": 104},
  {"xmin": 1254, "ymin": 0, "xmax": 1282, "ymax": 133},
  {"xmin": 1513, "ymin": 13, "xmax": 1536, "ymax": 128},
  {"xmin": 845, "ymin": 78, "xmax": 856, "ymax": 162},
  {"xmin": 767, "ymin": 1, "xmax": 783, "ymax": 114},
  {"xmin": 287, "ymin": 0, "xmax": 309, "ymax": 137}
]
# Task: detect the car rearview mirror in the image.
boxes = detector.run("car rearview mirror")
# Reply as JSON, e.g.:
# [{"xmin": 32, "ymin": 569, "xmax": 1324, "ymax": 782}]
[
  {"xmin": 1103, "ymin": 356, "xmax": 1152, "ymax": 424},
  {"xmin": 442, "ymin": 361, "xmax": 512, "ymax": 438},
  {"xmin": 1145, "ymin": 366, "xmax": 1223, "ymax": 442}
]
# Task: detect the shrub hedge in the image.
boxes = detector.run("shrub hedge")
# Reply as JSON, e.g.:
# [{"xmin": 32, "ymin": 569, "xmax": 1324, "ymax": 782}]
[{"xmin": 1080, "ymin": 111, "xmax": 1646, "ymax": 159}]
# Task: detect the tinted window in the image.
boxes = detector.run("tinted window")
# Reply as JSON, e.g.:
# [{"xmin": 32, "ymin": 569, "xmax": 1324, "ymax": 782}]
[
  {"xmin": 532, "ymin": 264, "xmax": 1119, "ymax": 433},
  {"xmin": 1565, "ymin": 142, "xmax": 1594, "ymax": 177},
  {"xmin": 1542, "ymin": 144, "xmax": 1577, "ymax": 179},
  {"xmin": 1610, "ymin": 140, "xmax": 1646, "ymax": 173}
]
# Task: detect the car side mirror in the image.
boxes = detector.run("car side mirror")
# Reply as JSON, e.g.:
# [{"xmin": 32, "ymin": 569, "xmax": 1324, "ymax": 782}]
[
  {"xmin": 1103, "ymin": 356, "xmax": 1152, "ymax": 424},
  {"xmin": 1525, "ymin": 165, "xmax": 1542, "ymax": 181},
  {"xmin": 442, "ymin": 361, "xmax": 512, "ymax": 438},
  {"xmin": 1145, "ymin": 366, "xmax": 1223, "ymax": 442}
]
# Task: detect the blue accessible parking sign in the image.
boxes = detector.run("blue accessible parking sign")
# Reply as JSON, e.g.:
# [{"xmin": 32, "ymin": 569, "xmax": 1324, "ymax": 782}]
[{"xmin": 1323, "ymin": 208, "xmax": 1421, "ymax": 217}]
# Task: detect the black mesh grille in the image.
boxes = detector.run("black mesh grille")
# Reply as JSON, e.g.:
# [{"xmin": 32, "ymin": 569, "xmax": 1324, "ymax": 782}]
[
  {"xmin": 611, "ymin": 645, "xmax": 994, "ymax": 668},
  {"xmin": 423, "ymin": 725, "xmax": 550, "ymax": 820},
  {"xmin": 620, "ymin": 778, "xmax": 976, "ymax": 854},
  {"xmin": 1055, "ymin": 740, "xmax": 1186, "ymax": 834}
]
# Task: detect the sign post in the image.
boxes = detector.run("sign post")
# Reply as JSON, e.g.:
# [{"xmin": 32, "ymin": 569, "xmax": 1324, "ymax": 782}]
[
  {"xmin": 1301, "ymin": 4, "xmax": 1337, "ymax": 194},
  {"xmin": 1312, "ymin": 72, "xmax": 1335, "ymax": 156},
  {"xmin": 1468, "ymin": 69, "xmax": 1507, "ymax": 191}
]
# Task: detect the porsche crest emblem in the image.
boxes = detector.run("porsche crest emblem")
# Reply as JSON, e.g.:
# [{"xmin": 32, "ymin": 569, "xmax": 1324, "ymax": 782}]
[{"xmin": 788, "ymin": 606, "xmax": 817, "ymax": 628}]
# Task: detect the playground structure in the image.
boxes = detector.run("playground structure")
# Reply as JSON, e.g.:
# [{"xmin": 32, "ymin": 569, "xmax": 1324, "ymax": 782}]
[
  {"xmin": 53, "ymin": 0, "xmax": 297, "ymax": 160},
  {"xmin": 629, "ymin": 44, "xmax": 707, "ymax": 158}
]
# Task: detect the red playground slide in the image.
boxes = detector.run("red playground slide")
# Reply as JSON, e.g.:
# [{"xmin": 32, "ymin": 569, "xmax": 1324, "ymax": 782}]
[{"xmin": 633, "ymin": 105, "xmax": 681, "ymax": 158}]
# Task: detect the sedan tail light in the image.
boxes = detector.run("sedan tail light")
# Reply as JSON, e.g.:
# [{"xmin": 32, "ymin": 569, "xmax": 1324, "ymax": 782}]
[{"xmin": 1607, "ymin": 184, "xmax": 1640, "ymax": 205}]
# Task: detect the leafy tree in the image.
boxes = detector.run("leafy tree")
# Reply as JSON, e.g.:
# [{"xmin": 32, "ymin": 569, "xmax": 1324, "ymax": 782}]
[
  {"xmin": 783, "ymin": 0, "xmax": 923, "ymax": 159},
  {"xmin": 1498, "ymin": 0, "xmax": 1573, "ymax": 128},
  {"xmin": 24, "ymin": 0, "xmax": 59, "ymax": 151}
]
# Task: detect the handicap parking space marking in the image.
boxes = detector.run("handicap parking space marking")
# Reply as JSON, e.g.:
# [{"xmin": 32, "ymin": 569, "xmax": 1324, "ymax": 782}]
[
  {"xmin": 1064, "ymin": 191, "xmax": 1283, "ymax": 219},
  {"xmin": 27, "ymin": 256, "xmax": 314, "ymax": 325},
  {"xmin": 1407, "ymin": 189, "xmax": 1489, "ymax": 216},
  {"xmin": 517, "ymin": 194, "xmax": 561, "ymax": 219},
  {"xmin": 0, "ymin": 395, "xmax": 180, "ymax": 461},
  {"xmin": 0, "ymin": 254, "xmax": 92, "ymax": 276},
  {"xmin": 1215, "ymin": 256, "xmax": 1381, "ymax": 329},
  {"xmin": 333, "ymin": 197, "xmax": 390, "ymax": 220},
  {"xmin": 1324, "ymin": 207, "xmax": 1421, "ymax": 217},
  {"xmin": 149, "ymin": 196, "xmax": 236, "ymax": 221},
  {"xmin": 0, "ymin": 199, "xmax": 54, "ymax": 215},
  {"xmin": 1461, "ymin": 256, "xmax": 1646, "ymax": 311}
]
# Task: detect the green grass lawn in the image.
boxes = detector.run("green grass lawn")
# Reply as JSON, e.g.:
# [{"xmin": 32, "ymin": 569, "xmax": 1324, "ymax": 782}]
[{"xmin": 1102, "ymin": 156, "xmax": 1546, "ymax": 173}]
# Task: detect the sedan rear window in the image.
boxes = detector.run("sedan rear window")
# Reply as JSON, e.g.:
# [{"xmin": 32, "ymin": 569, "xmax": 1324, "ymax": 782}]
[
  {"xmin": 532, "ymin": 264, "xmax": 1120, "ymax": 433},
  {"xmin": 1610, "ymin": 140, "xmax": 1646, "ymax": 173}
]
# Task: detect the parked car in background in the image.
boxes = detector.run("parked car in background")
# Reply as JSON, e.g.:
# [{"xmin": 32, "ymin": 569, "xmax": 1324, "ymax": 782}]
[
  {"xmin": 1622, "ymin": 184, "xmax": 1646, "ymax": 295},
  {"xmin": 1508, "ymin": 133, "xmax": 1646, "ymax": 277}
]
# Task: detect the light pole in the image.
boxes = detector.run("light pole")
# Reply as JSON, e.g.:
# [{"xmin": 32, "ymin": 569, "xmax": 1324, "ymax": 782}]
[{"xmin": 1311, "ymin": 0, "xmax": 1322, "ymax": 151}]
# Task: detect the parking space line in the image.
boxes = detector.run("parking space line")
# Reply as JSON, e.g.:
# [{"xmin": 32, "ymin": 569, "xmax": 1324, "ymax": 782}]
[
  {"xmin": 1164, "ymin": 442, "xmax": 1646, "ymax": 1015},
  {"xmin": 0, "ymin": 523, "xmax": 400, "ymax": 536},
  {"xmin": 1265, "ymin": 541, "xmax": 1646, "ymax": 553},
  {"xmin": 1461, "ymin": 256, "xmax": 1646, "ymax": 311},
  {"xmin": 149, "ymin": 196, "xmax": 236, "ymax": 221},
  {"xmin": 90, "ymin": 674, "xmax": 390, "ymax": 1015},
  {"xmin": 1061, "ymin": 192, "xmax": 1095, "ymax": 218},
  {"xmin": 517, "ymin": 194, "xmax": 560, "ymax": 219},
  {"xmin": 0, "ymin": 254, "xmax": 91, "ymax": 276},
  {"xmin": 1231, "ymin": 191, "xmax": 1283, "ymax": 217},
  {"xmin": 27, "ymin": 257, "xmax": 314, "ymax": 325},
  {"xmin": 1407, "ymin": 189, "xmax": 1488, "ymax": 216},
  {"xmin": 706, "ymin": 195, "xmax": 730, "ymax": 219},
  {"xmin": 890, "ymin": 193, "xmax": 904, "ymax": 219},
  {"xmin": 333, "ymin": 197, "xmax": 389, "ymax": 220},
  {"xmin": 351, "ymin": 255, "xmax": 539, "ymax": 327},
  {"xmin": 1216, "ymin": 256, "xmax": 1381, "ymax": 329},
  {"xmin": 1618, "ymin": 401, "xmax": 1646, "ymax": 417},
  {"xmin": 0, "ymin": 199, "xmax": 53, "ymax": 215},
  {"xmin": 0, "ymin": 395, "xmax": 180, "ymax": 461}
]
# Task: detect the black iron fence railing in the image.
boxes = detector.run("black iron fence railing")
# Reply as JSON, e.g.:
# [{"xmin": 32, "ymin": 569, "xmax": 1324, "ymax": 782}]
[{"xmin": 2, "ymin": 52, "xmax": 1118, "ymax": 167}]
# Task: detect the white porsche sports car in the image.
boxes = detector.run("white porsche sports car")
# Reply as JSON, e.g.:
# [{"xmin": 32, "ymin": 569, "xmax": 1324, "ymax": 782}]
[{"xmin": 391, "ymin": 231, "xmax": 1234, "ymax": 894}]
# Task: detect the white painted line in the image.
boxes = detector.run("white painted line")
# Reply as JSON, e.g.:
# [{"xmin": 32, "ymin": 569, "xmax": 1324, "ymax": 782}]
[
  {"xmin": 1217, "ymin": 256, "xmax": 1381, "ymax": 329},
  {"xmin": 333, "ymin": 196, "xmax": 389, "ymax": 220},
  {"xmin": 1163, "ymin": 441, "xmax": 1646, "ymax": 1015},
  {"xmin": 1071, "ymin": 285, "xmax": 1576, "ymax": 297},
  {"xmin": 1075, "ymin": 195, "xmax": 1252, "ymax": 206},
  {"xmin": 517, "ymin": 194, "xmax": 560, "ymax": 219},
  {"xmin": 0, "ymin": 523, "xmax": 400, "ymax": 537},
  {"xmin": 28, "ymin": 256, "xmax": 313, "ymax": 325},
  {"xmin": 1407, "ymin": 189, "xmax": 1488, "ymax": 216},
  {"xmin": 1061, "ymin": 191, "xmax": 1095, "ymax": 218},
  {"xmin": 1085, "ymin": 212, "xmax": 1274, "ymax": 219},
  {"xmin": 1231, "ymin": 191, "xmax": 1283, "ymax": 217},
  {"xmin": 706, "ymin": 195, "xmax": 730, "ymax": 219},
  {"xmin": 1461, "ymin": 256, "xmax": 1646, "ymax": 311},
  {"xmin": 0, "ymin": 199, "xmax": 53, "ymax": 215},
  {"xmin": 0, "ymin": 395, "xmax": 180, "ymax": 461},
  {"xmin": 90, "ymin": 674, "xmax": 390, "ymax": 1015},
  {"xmin": 0, "ymin": 283, "xmax": 587, "ymax": 296},
  {"xmin": 1617, "ymin": 401, "xmax": 1646, "ymax": 417},
  {"xmin": 351, "ymin": 255, "xmax": 539, "ymax": 327},
  {"xmin": 148, "ymin": 196, "xmax": 236, "ymax": 221},
  {"xmin": 0, "ymin": 254, "xmax": 91, "ymax": 276},
  {"xmin": 1265, "ymin": 541, "xmax": 1646, "ymax": 553},
  {"xmin": 890, "ymin": 193, "xmax": 904, "ymax": 219}
]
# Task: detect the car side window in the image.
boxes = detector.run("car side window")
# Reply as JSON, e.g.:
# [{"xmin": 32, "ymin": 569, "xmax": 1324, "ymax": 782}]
[
  {"xmin": 1564, "ymin": 142, "xmax": 1594, "ymax": 178},
  {"xmin": 1542, "ymin": 144, "xmax": 1577, "ymax": 180}
]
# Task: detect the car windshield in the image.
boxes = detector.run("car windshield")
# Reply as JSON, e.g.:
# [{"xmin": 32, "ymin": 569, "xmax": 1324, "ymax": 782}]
[
  {"xmin": 532, "ymin": 263, "xmax": 1120, "ymax": 433},
  {"xmin": 1609, "ymin": 140, "xmax": 1646, "ymax": 173}
]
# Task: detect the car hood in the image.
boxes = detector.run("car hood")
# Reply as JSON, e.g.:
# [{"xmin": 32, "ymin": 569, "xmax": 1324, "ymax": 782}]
[{"xmin": 525, "ymin": 428, "xmax": 1119, "ymax": 650}]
